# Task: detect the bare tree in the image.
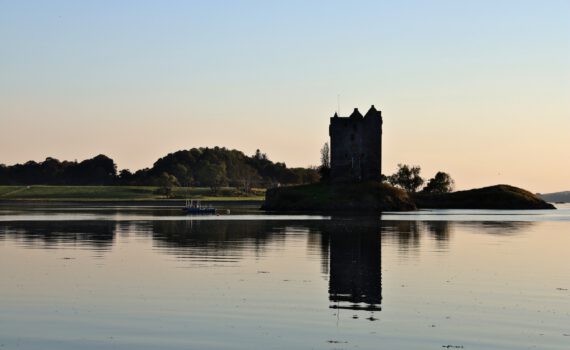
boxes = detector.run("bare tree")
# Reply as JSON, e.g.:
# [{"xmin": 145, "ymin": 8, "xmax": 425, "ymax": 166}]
[
  {"xmin": 320, "ymin": 142, "xmax": 330, "ymax": 169},
  {"xmin": 319, "ymin": 142, "xmax": 330, "ymax": 181}
]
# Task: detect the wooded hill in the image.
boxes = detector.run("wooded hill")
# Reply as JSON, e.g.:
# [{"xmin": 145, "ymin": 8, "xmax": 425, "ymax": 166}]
[{"xmin": 0, "ymin": 147, "xmax": 319, "ymax": 189}]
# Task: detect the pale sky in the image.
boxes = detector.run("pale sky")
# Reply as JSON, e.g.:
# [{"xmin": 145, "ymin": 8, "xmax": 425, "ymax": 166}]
[{"xmin": 1, "ymin": 0, "xmax": 569, "ymax": 193}]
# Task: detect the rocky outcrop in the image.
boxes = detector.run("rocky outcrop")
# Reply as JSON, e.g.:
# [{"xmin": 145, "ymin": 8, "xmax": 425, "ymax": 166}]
[
  {"xmin": 264, "ymin": 183, "xmax": 555, "ymax": 212},
  {"xmin": 413, "ymin": 184, "xmax": 555, "ymax": 210},
  {"xmin": 262, "ymin": 181, "xmax": 416, "ymax": 212}
]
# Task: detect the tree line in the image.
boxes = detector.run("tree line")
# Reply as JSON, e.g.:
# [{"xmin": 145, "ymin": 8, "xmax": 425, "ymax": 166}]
[
  {"xmin": 384, "ymin": 164, "xmax": 455, "ymax": 194},
  {"xmin": 317, "ymin": 143, "xmax": 455, "ymax": 194},
  {"xmin": 2, "ymin": 144, "xmax": 455, "ymax": 194},
  {"xmin": 0, "ymin": 147, "xmax": 320, "ymax": 190}
]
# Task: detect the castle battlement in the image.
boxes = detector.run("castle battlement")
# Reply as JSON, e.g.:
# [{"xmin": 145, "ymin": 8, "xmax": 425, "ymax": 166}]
[{"xmin": 329, "ymin": 105, "xmax": 383, "ymax": 182}]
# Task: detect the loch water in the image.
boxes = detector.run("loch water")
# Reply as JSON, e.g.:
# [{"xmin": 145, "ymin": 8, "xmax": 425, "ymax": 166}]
[{"xmin": 1, "ymin": 204, "xmax": 569, "ymax": 349}]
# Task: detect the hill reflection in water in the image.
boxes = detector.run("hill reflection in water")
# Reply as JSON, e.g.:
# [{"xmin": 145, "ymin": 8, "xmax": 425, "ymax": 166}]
[
  {"xmin": 0, "ymin": 216, "xmax": 534, "ymax": 314},
  {"xmin": 3, "ymin": 207, "xmax": 567, "ymax": 350}
]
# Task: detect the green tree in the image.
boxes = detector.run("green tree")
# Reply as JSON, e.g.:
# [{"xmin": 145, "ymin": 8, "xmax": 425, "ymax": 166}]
[
  {"xmin": 423, "ymin": 172, "xmax": 455, "ymax": 193},
  {"xmin": 118, "ymin": 169, "xmax": 134, "ymax": 184},
  {"xmin": 195, "ymin": 162, "xmax": 228, "ymax": 192},
  {"xmin": 388, "ymin": 164, "xmax": 424, "ymax": 193},
  {"xmin": 234, "ymin": 163, "xmax": 260, "ymax": 193},
  {"xmin": 155, "ymin": 172, "xmax": 180, "ymax": 198},
  {"xmin": 254, "ymin": 149, "xmax": 268, "ymax": 161}
]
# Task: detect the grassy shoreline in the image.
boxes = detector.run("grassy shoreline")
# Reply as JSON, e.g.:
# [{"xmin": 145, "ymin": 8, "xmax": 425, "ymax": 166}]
[{"xmin": 0, "ymin": 185, "xmax": 265, "ymax": 202}]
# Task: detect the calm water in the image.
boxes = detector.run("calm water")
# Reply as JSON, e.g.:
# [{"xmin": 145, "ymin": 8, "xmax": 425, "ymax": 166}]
[{"xmin": 1, "ymin": 204, "xmax": 569, "ymax": 349}]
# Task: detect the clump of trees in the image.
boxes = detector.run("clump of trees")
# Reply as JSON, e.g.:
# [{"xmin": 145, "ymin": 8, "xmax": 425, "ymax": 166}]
[
  {"xmin": 155, "ymin": 172, "xmax": 179, "ymax": 198},
  {"xmin": 387, "ymin": 164, "xmax": 424, "ymax": 192},
  {"xmin": 0, "ymin": 147, "xmax": 320, "ymax": 191},
  {"xmin": 423, "ymin": 171, "xmax": 455, "ymax": 193},
  {"xmin": 0, "ymin": 155, "xmax": 117, "ymax": 186},
  {"xmin": 386, "ymin": 164, "xmax": 454, "ymax": 194}
]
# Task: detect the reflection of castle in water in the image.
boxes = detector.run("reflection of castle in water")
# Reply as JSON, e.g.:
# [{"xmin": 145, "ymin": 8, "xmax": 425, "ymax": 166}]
[
  {"xmin": 323, "ymin": 218, "xmax": 383, "ymax": 312},
  {"xmin": 0, "ymin": 215, "xmax": 534, "ymax": 315},
  {"xmin": 151, "ymin": 218, "xmax": 386, "ymax": 313}
]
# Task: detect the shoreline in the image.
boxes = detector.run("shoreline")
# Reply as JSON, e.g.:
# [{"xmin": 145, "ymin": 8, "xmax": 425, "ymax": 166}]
[{"xmin": 0, "ymin": 199, "xmax": 264, "ymax": 207}]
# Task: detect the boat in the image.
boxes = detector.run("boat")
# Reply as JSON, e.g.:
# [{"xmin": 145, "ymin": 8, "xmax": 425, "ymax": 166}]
[{"xmin": 182, "ymin": 200, "xmax": 217, "ymax": 214}]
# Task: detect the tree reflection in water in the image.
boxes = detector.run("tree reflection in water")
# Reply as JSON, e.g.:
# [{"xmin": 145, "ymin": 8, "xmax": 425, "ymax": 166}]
[{"xmin": 0, "ymin": 213, "xmax": 533, "ymax": 317}]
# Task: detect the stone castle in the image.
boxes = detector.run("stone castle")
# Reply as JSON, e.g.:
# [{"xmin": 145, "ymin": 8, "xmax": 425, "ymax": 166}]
[{"xmin": 329, "ymin": 105, "xmax": 383, "ymax": 182}]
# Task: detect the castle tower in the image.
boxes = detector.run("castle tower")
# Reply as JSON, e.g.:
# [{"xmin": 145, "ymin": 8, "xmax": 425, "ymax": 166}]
[{"xmin": 329, "ymin": 105, "xmax": 383, "ymax": 182}]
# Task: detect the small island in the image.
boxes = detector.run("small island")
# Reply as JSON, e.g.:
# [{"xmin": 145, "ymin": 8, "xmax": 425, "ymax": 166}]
[
  {"xmin": 263, "ymin": 181, "xmax": 416, "ymax": 212},
  {"xmin": 263, "ymin": 182, "xmax": 554, "ymax": 212},
  {"xmin": 413, "ymin": 184, "xmax": 554, "ymax": 210},
  {"xmin": 263, "ymin": 106, "xmax": 555, "ymax": 212}
]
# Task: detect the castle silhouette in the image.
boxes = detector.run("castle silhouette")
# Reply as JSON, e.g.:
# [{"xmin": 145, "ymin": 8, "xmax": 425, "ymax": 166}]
[{"xmin": 329, "ymin": 105, "xmax": 383, "ymax": 182}]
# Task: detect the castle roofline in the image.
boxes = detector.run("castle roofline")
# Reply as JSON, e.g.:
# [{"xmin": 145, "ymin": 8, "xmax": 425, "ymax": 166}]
[
  {"xmin": 349, "ymin": 108, "xmax": 363, "ymax": 119},
  {"xmin": 331, "ymin": 105, "xmax": 382, "ymax": 119},
  {"xmin": 364, "ymin": 104, "xmax": 382, "ymax": 118}
]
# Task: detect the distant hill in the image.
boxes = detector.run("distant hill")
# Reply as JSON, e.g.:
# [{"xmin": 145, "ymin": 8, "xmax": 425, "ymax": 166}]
[
  {"xmin": 0, "ymin": 147, "xmax": 320, "ymax": 188},
  {"xmin": 538, "ymin": 191, "xmax": 570, "ymax": 203}
]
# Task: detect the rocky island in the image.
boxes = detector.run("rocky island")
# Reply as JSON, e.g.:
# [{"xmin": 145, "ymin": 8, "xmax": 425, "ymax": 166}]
[
  {"xmin": 263, "ymin": 182, "xmax": 554, "ymax": 212},
  {"xmin": 413, "ymin": 184, "xmax": 555, "ymax": 210},
  {"xmin": 263, "ymin": 181, "xmax": 416, "ymax": 212}
]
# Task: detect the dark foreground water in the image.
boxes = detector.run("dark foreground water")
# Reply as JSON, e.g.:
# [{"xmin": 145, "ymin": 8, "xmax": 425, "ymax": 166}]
[{"xmin": 1, "ymin": 205, "xmax": 569, "ymax": 349}]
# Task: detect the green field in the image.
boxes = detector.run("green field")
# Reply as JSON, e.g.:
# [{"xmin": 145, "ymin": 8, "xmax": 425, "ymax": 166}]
[{"xmin": 0, "ymin": 186, "xmax": 265, "ymax": 202}]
